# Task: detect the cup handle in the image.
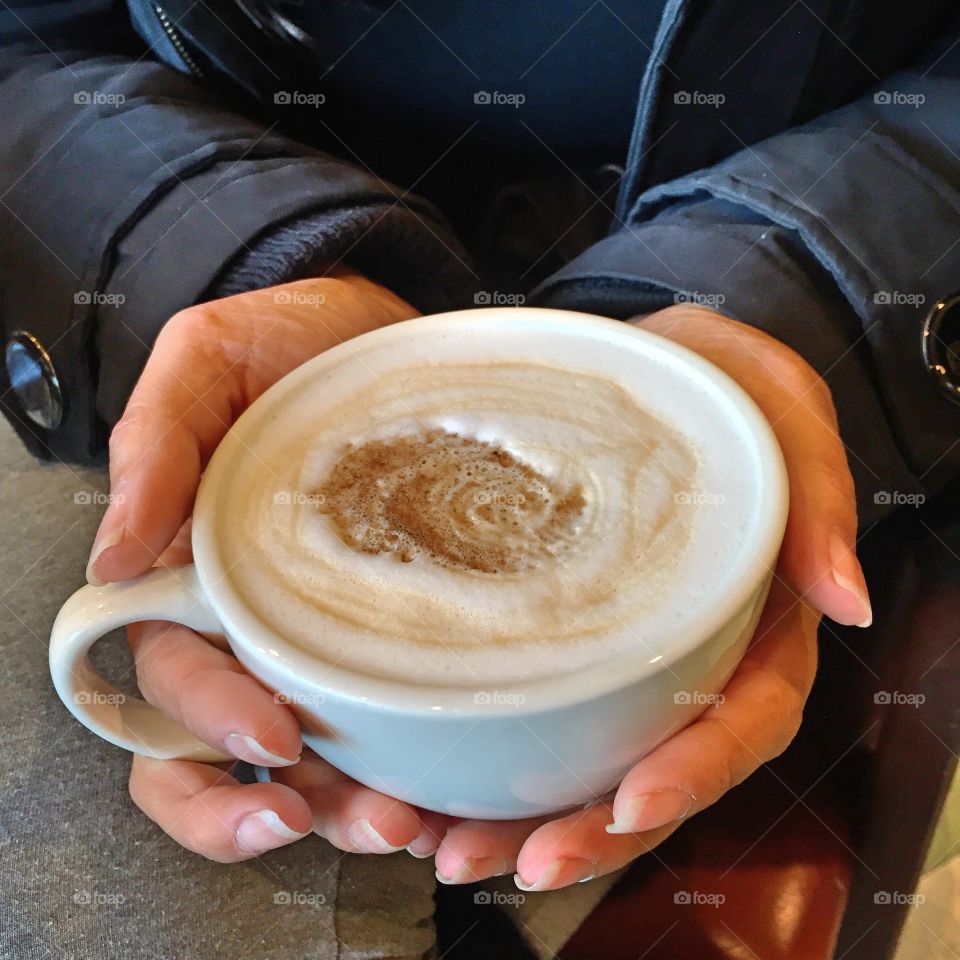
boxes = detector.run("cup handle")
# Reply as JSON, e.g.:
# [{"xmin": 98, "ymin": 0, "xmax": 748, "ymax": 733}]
[{"xmin": 49, "ymin": 564, "xmax": 232, "ymax": 762}]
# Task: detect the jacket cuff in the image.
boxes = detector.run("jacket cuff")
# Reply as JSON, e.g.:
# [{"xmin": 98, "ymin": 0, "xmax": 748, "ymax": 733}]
[{"xmin": 206, "ymin": 204, "xmax": 471, "ymax": 311}]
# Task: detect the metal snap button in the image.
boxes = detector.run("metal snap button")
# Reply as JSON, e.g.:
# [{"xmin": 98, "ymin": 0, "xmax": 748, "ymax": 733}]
[
  {"xmin": 5, "ymin": 330, "xmax": 64, "ymax": 430},
  {"xmin": 922, "ymin": 292, "xmax": 960, "ymax": 407}
]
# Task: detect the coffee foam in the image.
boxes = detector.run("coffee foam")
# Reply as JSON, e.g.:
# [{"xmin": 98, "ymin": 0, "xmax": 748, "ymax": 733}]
[
  {"xmin": 216, "ymin": 333, "xmax": 762, "ymax": 687},
  {"xmin": 315, "ymin": 430, "xmax": 588, "ymax": 574}
]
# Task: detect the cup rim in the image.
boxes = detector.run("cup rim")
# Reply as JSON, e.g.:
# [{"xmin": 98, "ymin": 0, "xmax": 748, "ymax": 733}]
[{"xmin": 192, "ymin": 307, "xmax": 788, "ymax": 716}]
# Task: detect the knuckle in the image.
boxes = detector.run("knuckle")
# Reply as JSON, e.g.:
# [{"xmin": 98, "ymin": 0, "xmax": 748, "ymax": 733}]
[
  {"xmin": 698, "ymin": 671, "xmax": 807, "ymax": 798},
  {"xmin": 175, "ymin": 815, "xmax": 215, "ymax": 857},
  {"xmin": 129, "ymin": 624, "xmax": 212, "ymax": 715},
  {"xmin": 806, "ymin": 374, "xmax": 836, "ymax": 415},
  {"xmin": 696, "ymin": 715, "xmax": 748, "ymax": 797},
  {"xmin": 813, "ymin": 457, "xmax": 856, "ymax": 506},
  {"xmin": 127, "ymin": 754, "xmax": 162, "ymax": 810},
  {"xmin": 767, "ymin": 345, "xmax": 821, "ymax": 397},
  {"xmin": 162, "ymin": 304, "xmax": 214, "ymax": 341},
  {"xmin": 107, "ymin": 406, "xmax": 146, "ymax": 458},
  {"xmin": 746, "ymin": 665, "xmax": 808, "ymax": 755}
]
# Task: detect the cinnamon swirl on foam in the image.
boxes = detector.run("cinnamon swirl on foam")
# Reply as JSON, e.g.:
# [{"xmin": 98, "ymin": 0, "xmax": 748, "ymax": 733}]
[{"xmin": 216, "ymin": 320, "xmax": 762, "ymax": 687}]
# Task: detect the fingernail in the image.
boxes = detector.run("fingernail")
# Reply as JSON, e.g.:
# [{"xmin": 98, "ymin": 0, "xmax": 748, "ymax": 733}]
[
  {"xmin": 236, "ymin": 809, "xmax": 309, "ymax": 854},
  {"xmin": 348, "ymin": 818, "xmax": 405, "ymax": 854},
  {"xmin": 407, "ymin": 844, "xmax": 438, "ymax": 859},
  {"xmin": 829, "ymin": 530, "xmax": 872, "ymax": 627},
  {"xmin": 606, "ymin": 790, "xmax": 696, "ymax": 834},
  {"xmin": 224, "ymin": 733, "xmax": 300, "ymax": 767},
  {"xmin": 85, "ymin": 526, "xmax": 124, "ymax": 586},
  {"xmin": 406, "ymin": 827, "xmax": 441, "ymax": 859},
  {"xmin": 514, "ymin": 857, "xmax": 596, "ymax": 892},
  {"xmin": 435, "ymin": 857, "xmax": 510, "ymax": 884}
]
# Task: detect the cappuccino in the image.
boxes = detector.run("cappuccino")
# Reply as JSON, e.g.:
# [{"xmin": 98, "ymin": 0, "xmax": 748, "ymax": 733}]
[
  {"xmin": 52, "ymin": 308, "xmax": 786, "ymax": 815},
  {"xmin": 215, "ymin": 318, "xmax": 763, "ymax": 687}
]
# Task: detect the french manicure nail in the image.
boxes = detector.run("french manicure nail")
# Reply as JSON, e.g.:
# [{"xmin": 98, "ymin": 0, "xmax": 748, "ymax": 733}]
[
  {"xmin": 406, "ymin": 829, "xmax": 441, "ymax": 859},
  {"xmin": 435, "ymin": 857, "xmax": 510, "ymax": 884},
  {"xmin": 435, "ymin": 860, "xmax": 477, "ymax": 884},
  {"xmin": 407, "ymin": 844, "xmax": 438, "ymax": 859},
  {"xmin": 514, "ymin": 857, "xmax": 596, "ymax": 892},
  {"xmin": 829, "ymin": 531, "xmax": 872, "ymax": 627},
  {"xmin": 224, "ymin": 733, "xmax": 300, "ymax": 767},
  {"xmin": 606, "ymin": 790, "xmax": 696, "ymax": 834},
  {"xmin": 236, "ymin": 809, "xmax": 309, "ymax": 854},
  {"xmin": 85, "ymin": 526, "xmax": 124, "ymax": 586},
  {"xmin": 348, "ymin": 818, "xmax": 405, "ymax": 854}
]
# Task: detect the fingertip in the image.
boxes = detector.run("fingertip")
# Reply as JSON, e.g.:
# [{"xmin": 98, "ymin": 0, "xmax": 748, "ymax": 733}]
[
  {"xmin": 406, "ymin": 811, "xmax": 446, "ymax": 858},
  {"xmin": 224, "ymin": 733, "xmax": 301, "ymax": 767},
  {"xmin": 514, "ymin": 857, "xmax": 597, "ymax": 892},
  {"xmin": 780, "ymin": 520, "xmax": 872, "ymax": 628},
  {"xmin": 347, "ymin": 817, "xmax": 407, "ymax": 853},
  {"xmin": 789, "ymin": 530, "xmax": 871, "ymax": 627},
  {"xmin": 86, "ymin": 524, "xmax": 125, "ymax": 585},
  {"xmin": 435, "ymin": 856, "xmax": 511, "ymax": 884},
  {"xmin": 607, "ymin": 790, "xmax": 695, "ymax": 834},
  {"xmin": 350, "ymin": 801, "xmax": 422, "ymax": 852},
  {"xmin": 826, "ymin": 530, "xmax": 872, "ymax": 626},
  {"xmin": 230, "ymin": 781, "xmax": 315, "ymax": 857},
  {"xmin": 182, "ymin": 672, "xmax": 303, "ymax": 765},
  {"xmin": 235, "ymin": 808, "xmax": 311, "ymax": 855},
  {"xmin": 128, "ymin": 757, "xmax": 313, "ymax": 861},
  {"xmin": 285, "ymin": 757, "xmax": 423, "ymax": 853}
]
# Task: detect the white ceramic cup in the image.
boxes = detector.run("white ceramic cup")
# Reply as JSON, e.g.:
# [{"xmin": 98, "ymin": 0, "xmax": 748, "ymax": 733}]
[{"xmin": 50, "ymin": 308, "xmax": 788, "ymax": 819}]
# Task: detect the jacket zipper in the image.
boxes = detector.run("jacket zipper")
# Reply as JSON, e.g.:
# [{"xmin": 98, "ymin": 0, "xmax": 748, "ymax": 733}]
[{"xmin": 153, "ymin": 4, "xmax": 205, "ymax": 79}]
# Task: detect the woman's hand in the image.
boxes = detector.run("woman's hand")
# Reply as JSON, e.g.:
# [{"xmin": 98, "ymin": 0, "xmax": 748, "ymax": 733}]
[
  {"xmin": 94, "ymin": 293, "xmax": 869, "ymax": 875},
  {"xmin": 90, "ymin": 273, "xmax": 449, "ymax": 861},
  {"xmin": 429, "ymin": 304, "xmax": 871, "ymax": 890}
]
